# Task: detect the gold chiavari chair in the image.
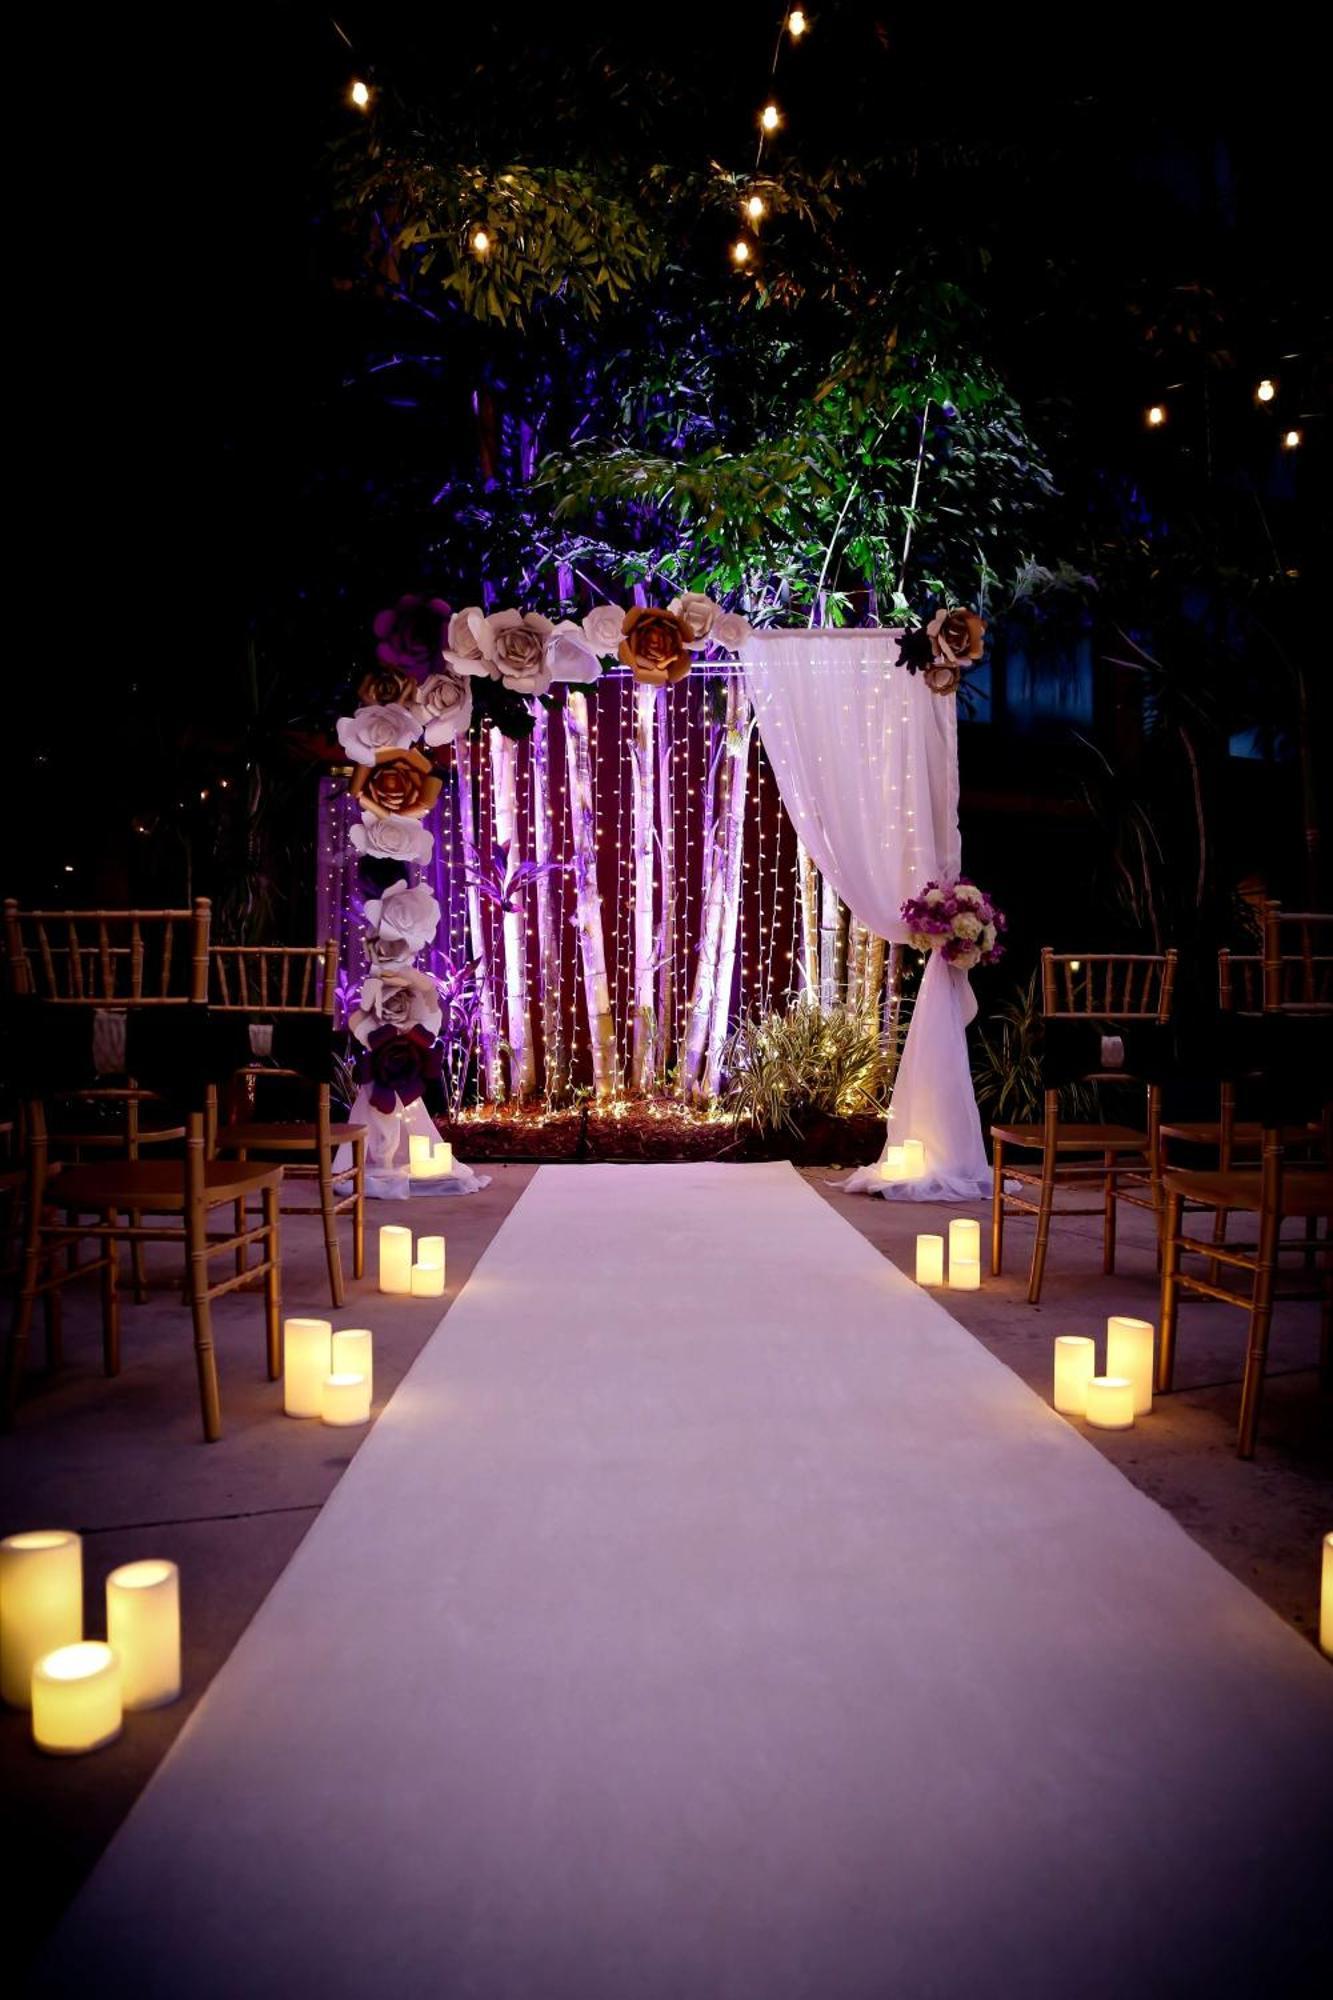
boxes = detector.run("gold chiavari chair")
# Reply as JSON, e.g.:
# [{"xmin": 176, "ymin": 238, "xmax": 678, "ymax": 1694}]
[
  {"xmin": 2, "ymin": 901, "xmax": 284, "ymax": 1441},
  {"xmin": 208, "ymin": 942, "xmax": 366, "ymax": 1308},
  {"xmin": 991, "ymin": 949, "xmax": 1178, "ymax": 1304},
  {"xmin": 1157, "ymin": 907, "xmax": 1333, "ymax": 1457}
]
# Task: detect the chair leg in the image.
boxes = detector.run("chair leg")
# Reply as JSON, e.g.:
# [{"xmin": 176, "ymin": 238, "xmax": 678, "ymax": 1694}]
[
  {"xmin": 3, "ymin": 1236, "xmax": 44, "ymax": 1426},
  {"xmin": 990, "ymin": 1138, "xmax": 1005, "ymax": 1277},
  {"xmin": 1319, "ymin": 1223, "xmax": 1332, "ymax": 1392},
  {"xmin": 187, "ymin": 1218, "xmax": 222, "ymax": 1444},
  {"xmin": 1237, "ymin": 1199, "xmax": 1281, "ymax": 1460},
  {"xmin": 1102, "ymin": 1150, "xmax": 1117, "ymax": 1276},
  {"xmin": 233, "ymin": 1199, "xmax": 248, "ymax": 1282},
  {"xmin": 130, "ymin": 1213, "xmax": 148, "ymax": 1305},
  {"xmin": 352, "ymin": 1135, "xmax": 366, "ymax": 1280},
  {"xmin": 1157, "ymin": 1190, "xmax": 1184, "ymax": 1393},
  {"xmin": 100, "ymin": 1210, "xmax": 121, "ymax": 1377},
  {"xmin": 317, "ymin": 1148, "xmax": 345, "ymax": 1308},
  {"xmin": 1027, "ymin": 1152, "xmax": 1056, "ymax": 1305},
  {"xmin": 262, "ymin": 1183, "xmax": 282, "ymax": 1381}
]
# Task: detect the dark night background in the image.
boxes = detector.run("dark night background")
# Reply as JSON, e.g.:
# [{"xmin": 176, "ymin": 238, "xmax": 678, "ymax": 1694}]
[{"xmin": 13, "ymin": 3, "xmax": 1329, "ymax": 976}]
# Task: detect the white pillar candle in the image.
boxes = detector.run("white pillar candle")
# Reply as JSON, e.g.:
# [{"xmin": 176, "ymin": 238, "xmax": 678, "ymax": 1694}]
[
  {"xmin": 378, "ymin": 1225, "xmax": 413, "ymax": 1295},
  {"xmin": 901, "ymin": 1139, "xmax": 926, "ymax": 1179},
  {"xmin": 410, "ymin": 1234, "xmax": 446, "ymax": 1299},
  {"xmin": 435, "ymin": 1140, "xmax": 454, "ymax": 1176},
  {"xmin": 0, "ymin": 1530, "xmax": 83, "ymax": 1709},
  {"xmin": 915, "ymin": 1234, "xmax": 945, "ymax": 1285},
  {"xmin": 32, "ymin": 1642, "xmax": 122, "ymax": 1754},
  {"xmin": 878, "ymin": 1146, "xmax": 906, "ymax": 1183},
  {"xmin": 950, "ymin": 1258, "xmax": 981, "ymax": 1292},
  {"xmin": 283, "ymin": 1318, "xmax": 332, "ymax": 1419},
  {"xmin": 331, "ymin": 1327, "xmax": 373, "ymax": 1403},
  {"xmin": 1086, "ymin": 1374, "xmax": 1135, "ymax": 1431},
  {"xmin": 106, "ymin": 1560, "xmax": 180, "ymax": 1710},
  {"xmin": 1321, "ymin": 1533, "xmax": 1332, "ymax": 1660},
  {"xmin": 948, "ymin": 1217, "xmax": 981, "ymax": 1265},
  {"xmin": 1106, "ymin": 1315, "xmax": 1155, "ymax": 1416},
  {"xmin": 321, "ymin": 1372, "xmax": 371, "ymax": 1427},
  {"xmin": 408, "ymin": 1133, "xmax": 436, "ymax": 1177},
  {"xmin": 1053, "ymin": 1335, "xmax": 1097, "ymax": 1417}
]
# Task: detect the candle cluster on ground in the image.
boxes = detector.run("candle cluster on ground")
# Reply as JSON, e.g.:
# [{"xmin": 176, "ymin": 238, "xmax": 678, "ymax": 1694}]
[
  {"xmin": 911, "ymin": 1215, "xmax": 983, "ymax": 1289},
  {"xmin": 408, "ymin": 1134, "xmax": 454, "ymax": 1180},
  {"xmin": 1, "ymin": 1531, "xmax": 182, "ymax": 1753},
  {"xmin": 1051, "ymin": 1317, "xmax": 1156, "ymax": 1432},
  {"xmin": 380, "ymin": 1223, "xmax": 447, "ymax": 1299},
  {"xmin": 878, "ymin": 1138, "xmax": 927, "ymax": 1185},
  {"xmin": 282, "ymin": 1318, "xmax": 375, "ymax": 1428}
]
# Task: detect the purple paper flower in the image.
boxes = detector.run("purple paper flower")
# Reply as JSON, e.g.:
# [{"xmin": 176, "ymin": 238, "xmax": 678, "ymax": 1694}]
[
  {"xmin": 355, "ymin": 1021, "xmax": 443, "ymax": 1114},
  {"xmin": 372, "ymin": 595, "xmax": 453, "ymax": 677}
]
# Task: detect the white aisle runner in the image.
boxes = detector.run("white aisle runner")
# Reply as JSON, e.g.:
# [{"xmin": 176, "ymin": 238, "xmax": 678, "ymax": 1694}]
[{"xmin": 38, "ymin": 1166, "xmax": 1333, "ymax": 1999}]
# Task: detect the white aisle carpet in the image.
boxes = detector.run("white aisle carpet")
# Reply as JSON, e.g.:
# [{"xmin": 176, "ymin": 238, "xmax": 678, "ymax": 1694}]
[{"xmin": 37, "ymin": 1165, "xmax": 1333, "ymax": 1999}]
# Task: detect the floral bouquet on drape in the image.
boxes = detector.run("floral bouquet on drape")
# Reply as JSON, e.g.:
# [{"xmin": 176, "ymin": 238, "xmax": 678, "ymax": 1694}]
[{"xmin": 901, "ymin": 878, "xmax": 1006, "ymax": 973}]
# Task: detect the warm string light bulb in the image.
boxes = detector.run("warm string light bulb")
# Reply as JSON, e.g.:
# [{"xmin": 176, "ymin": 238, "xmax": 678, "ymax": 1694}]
[
  {"xmin": 471, "ymin": 228, "xmax": 491, "ymax": 255},
  {"xmin": 349, "ymin": 78, "xmax": 371, "ymax": 110},
  {"xmin": 745, "ymin": 194, "xmax": 766, "ymax": 222},
  {"xmin": 731, "ymin": 239, "xmax": 752, "ymax": 266},
  {"xmin": 1146, "ymin": 404, "xmax": 1166, "ymax": 428},
  {"xmin": 760, "ymin": 102, "xmax": 781, "ymax": 133},
  {"xmin": 788, "ymin": 7, "xmax": 809, "ymax": 35},
  {"xmin": 1282, "ymin": 427, "xmax": 1302, "ymax": 450},
  {"xmin": 1255, "ymin": 378, "xmax": 1276, "ymax": 403}
]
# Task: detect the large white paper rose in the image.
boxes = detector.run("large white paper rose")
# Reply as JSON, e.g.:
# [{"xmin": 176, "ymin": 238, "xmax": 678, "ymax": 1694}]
[
  {"xmin": 412, "ymin": 667, "xmax": 473, "ymax": 746},
  {"xmin": 443, "ymin": 606, "xmax": 493, "ymax": 677},
  {"xmin": 366, "ymin": 931, "xmax": 415, "ymax": 971},
  {"xmin": 484, "ymin": 609, "xmax": 554, "ymax": 696},
  {"xmin": 336, "ymin": 703, "xmax": 420, "ymax": 765},
  {"xmin": 363, "ymin": 880, "xmax": 441, "ymax": 957},
  {"xmin": 581, "ymin": 603, "xmax": 626, "ymax": 656},
  {"xmin": 348, "ymin": 813, "xmax": 434, "ymax": 867},
  {"xmin": 668, "ymin": 592, "xmax": 718, "ymax": 651},
  {"xmin": 545, "ymin": 620, "xmax": 602, "ymax": 684},
  {"xmin": 711, "ymin": 610, "xmax": 752, "ymax": 654},
  {"xmin": 349, "ymin": 966, "xmax": 443, "ymax": 1047}
]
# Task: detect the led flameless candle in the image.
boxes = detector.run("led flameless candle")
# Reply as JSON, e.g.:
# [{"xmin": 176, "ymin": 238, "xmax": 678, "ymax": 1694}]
[
  {"xmin": 901, "ymin": 1139, "xmax": 926, "ymax": 1179},
  {"xmin": 331, "ymin": 1327, "xmax": 373, "ymax": 1403},
  {"xmin": 1106, "ymin": 1316, "xmax": 1155, "ymax": 1416},
  {"xmin": 878, "ymin": 1146, "xmax": 906, "ymax": 1183},
  {"xmin": 950, "ymin": 1259, "xmax": 981, "ymax": 1292},
  {"xmin": 949, "ymin": 1218, "xmax": 981, "ymax": 1269},
  {"xmin": 436, "ymin": 1141, "xmax": 453, "ymax": 1176},
  {"xmin": 0, "ymin": 1530, "xmax": 82, "ymax": 1708},
  {"xmin": 379, "ymin": 1225, "xmax": 413, "ymax": 1295},
  {"xmin": 1320, "ymin": 1532, "xmax": 1332, "ymax": 1659},
  {"xmin": 1086, "ymin": 1375, "xmax": 1135, "ymax": 1431},
  {"xmin": 408, "ymin": 1134, "xmax": 436, "ymax": 1177},
  {"xmin": 915, "ymin": 1234, "xmax": 945, "ymax": 1286},
  {"xmin": 283, "ymin": 1318, "xmax": 332, "ymax": 1419},
  {"xmin": 1053, "ymin": 1335, "xmax": 1097, "ymax": 1417},
  {"xmin": 32, "ymin": 1642, "xmax": 122, "ymax": 1755},
  {"xmin": 410, "ymin": 1235, "xmax": 446, "ymax": 1298},
  {"xmin": 321, "ymin": 1373, "xmax": 371, "ymax": 1427},
  {"xmin": 106, "ymin": 1561, "xmax": 180, "ymax": 1710}
]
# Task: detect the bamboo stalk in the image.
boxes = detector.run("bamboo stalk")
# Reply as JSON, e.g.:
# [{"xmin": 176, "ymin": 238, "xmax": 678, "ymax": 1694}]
[
  {"xmin": 864, "ymin": 932, "xmax": 887, "ymax": 1023},
  {"xmin": 819, "ymin": 874, "xmax": 842, "ymax": 1007},
  {"xmin": 704, "ymin": 680, "xmax": 755, "ymax": 1097},
  {"xmin": 679, "ymin": 708, "xmax": 729, "ymax": 1103},
  {"xmin": 797, "ymin": 841, "xmax": 820, "ymax": 997},
  {"xmin": 629, "ymin": 685, "xmax": 657, "ymax": 1092},
  {"xmin": 455, "ymin": 734, "xmax": 503, "ymax": 1102},
  {"xmin": 530, "ymin": 702, "xmax": 567, "ymax": 1103},
  {"xmin": 489, "ymin": 726, "xmax": 536, "ymax": 1100},
  {"xmin": 562, "ymin": 690, "xmax": 618, "ymax": 1102}
]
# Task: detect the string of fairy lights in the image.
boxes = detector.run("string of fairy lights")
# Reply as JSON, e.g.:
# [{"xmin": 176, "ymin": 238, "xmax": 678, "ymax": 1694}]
[{"xmin": 1146, "ymin": 372, "xmax": 1305, "ymax": 451}]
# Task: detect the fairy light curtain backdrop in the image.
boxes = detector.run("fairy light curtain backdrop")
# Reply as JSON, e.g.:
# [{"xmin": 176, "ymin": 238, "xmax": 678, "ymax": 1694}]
[{"xmin": 319, "ymin": 593, "xmax": 999, "ymax": 1198}]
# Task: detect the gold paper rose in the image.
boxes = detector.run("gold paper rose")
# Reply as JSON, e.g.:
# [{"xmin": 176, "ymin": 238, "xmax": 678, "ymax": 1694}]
[
  {"xmin": 925, "ymin": 607, "xmax": 987, "ymax": 667},
  {"xmin": 923, "ymin": 661, "xmax": 962, "ymax": 696},
  {"xmin": 358, "ymin": 665, "xmax": 419, "ymax": 708},
  {"xmin": 350, "ymin": 745, "xmax": 442, "ymax": 820},
  {"xmin": 617, "ymin": 606, "xmax": 693, "ymax": 687}
]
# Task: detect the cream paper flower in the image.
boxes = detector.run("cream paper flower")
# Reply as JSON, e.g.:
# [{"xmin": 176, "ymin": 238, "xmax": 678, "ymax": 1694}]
[
  {"xmin": 443, "ymin": 607, "xmax": 492, "ymax": 676},
  {"xmin": 363, "ymin": 880, "xmax": 441, "ymax": 957},
  {"xmin": 348, "ymin": 813, "xmax": 434, "ymax": 867},
  {"xmin": 350, "ymin": 966, "xmax": 443, "ymax": 1047},
  {"xmin": 668, "ymin": 591, "xmax": 718, "ymax": 650},
  {"xmin": 484, "ymin": 610, "xmax": 555, "ymax": 695},
  {"xmin": 545, "ymin": 620, "xmax": 603, "ymax": 684},
  {"xmin": 581, "ymin": 603, "xmax": 626, "ymax": 656},
  {"xmin": 711, "ymin": 610, "xmax": 753, "ymax": 654},
  {"xmin": 335, "ymin": 703, "xmax": 420, "ymax": 766},
  {"xmin": 412, "ymin": 668, "xmax": 473, "ymax": 746}
]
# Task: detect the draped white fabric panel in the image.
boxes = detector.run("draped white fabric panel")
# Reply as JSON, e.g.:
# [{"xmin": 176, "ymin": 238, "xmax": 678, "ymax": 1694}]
[{"xmin": 743, "ymin": 630, "xmax": 992, "ymax": 1201}]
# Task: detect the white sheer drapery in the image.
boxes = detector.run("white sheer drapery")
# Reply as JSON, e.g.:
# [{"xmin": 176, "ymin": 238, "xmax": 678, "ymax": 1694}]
[{"xmin": 743, "ymin": 629, "xmax": 992, "ymax": 1201}]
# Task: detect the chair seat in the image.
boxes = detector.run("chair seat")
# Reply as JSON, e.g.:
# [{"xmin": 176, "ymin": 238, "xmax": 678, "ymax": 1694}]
[
  {"xmin": 1159, "ymin": 1119, "xmax": 1319, "ymax": 1146},
  {"xmin": 990, "ymin": 1122, "xmax": 1148, "ymax": 1151},
  {"xmin": 51, "ymin": 1126, "xmax": 184, "ymax": 1151},
  {"xmin": 49, "ymin": 1158, "xmax": 283, "ymax": 1211},
  {"xmin": 1162, "ymin": 1167, "xmax": 1333, "ymax": 1218},
  {"xmin": 216, "ymin": 1121, "xmax": 366, "ymax": 1154}
]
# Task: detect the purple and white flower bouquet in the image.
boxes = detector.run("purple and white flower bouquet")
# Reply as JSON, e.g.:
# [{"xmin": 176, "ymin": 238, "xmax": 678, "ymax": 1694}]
[{"xmin": 901, "ymin": 878, "xmax": 1006, "ymax": 972}]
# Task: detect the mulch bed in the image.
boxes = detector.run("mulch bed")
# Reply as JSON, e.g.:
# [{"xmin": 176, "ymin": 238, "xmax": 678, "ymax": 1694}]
[{"xmin": 444, "ymin": 1105, "xmax": 886, "ymax": 1168}]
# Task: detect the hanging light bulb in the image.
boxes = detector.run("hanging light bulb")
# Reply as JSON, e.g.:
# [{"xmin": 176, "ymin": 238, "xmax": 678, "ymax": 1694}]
[
  {"xmin": 788, "ymin": 8, "xmax": 809, "ymax": 35},
  {"xmin": 1146, "ymin": 404, "xmax": 1167, "ymax": 428},
  {"xmin": 349, "ymin": 78, "xmax": 370, "ymax": 110},
  {"xmin": 1255, "ymin": 377, "xmax": 1276, "ymax": 403},
  {"xmin": 731, "ymin": 239, "xmax": 752, "ymax": 266},
  {"xmin": 471, "ymin": 228, "xmax": 491, "ymax": 255},
  {"xmin": 760, "ymin": 102, "xmax": 781, "ymax": 134},
  {"xmin": 745, "ymin": 194, "xmax": 766, "ymax": 222},
  {"xmin": 1282, "ymin": 428, "xmax": 1303, "ymax": 450}
]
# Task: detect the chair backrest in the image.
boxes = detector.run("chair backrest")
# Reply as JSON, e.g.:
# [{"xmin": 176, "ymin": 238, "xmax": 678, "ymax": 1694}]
[
  {"xmin": 1261, "ymin": 905, "xmax": 1333, "ymax": 1014},
  {"xmin": 3, "ymin": 901, "xmax": 211, "ymax": 1003},
  {"xmin": 1040, "ymin": 949, "xmax": 1177, "ymax": 1023},
  {"xmin": 208, "ymin": 943, "xmax": 338, "ymax": 1018}
]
